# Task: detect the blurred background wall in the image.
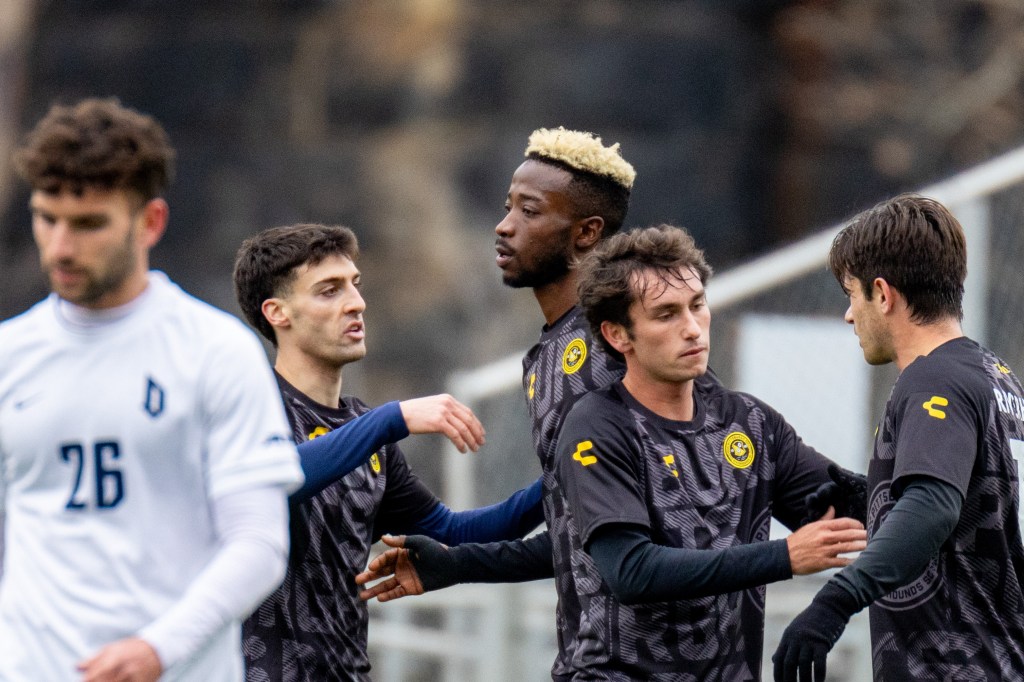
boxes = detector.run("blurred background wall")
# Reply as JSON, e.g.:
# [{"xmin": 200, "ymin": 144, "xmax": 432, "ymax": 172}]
[{"xmin": 3, "ymin": 0, "xmax": 1024, "ymax": 492}]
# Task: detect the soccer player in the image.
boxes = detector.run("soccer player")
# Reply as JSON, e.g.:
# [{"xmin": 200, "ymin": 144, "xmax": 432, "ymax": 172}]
[
  {"xmin": 357, "ymin": 127, "xmax": 865, "ymax": 678},
  {"xmin": 232, "ymin": 223, "xmax": 544, "ymax": 680},
  {"xmin": 773, "ymin": 194, "xmax": 1024, "ymax": 681},
  {"xmin": 0, "ymin": 98, "xmax": 304, "ymax": 681}
]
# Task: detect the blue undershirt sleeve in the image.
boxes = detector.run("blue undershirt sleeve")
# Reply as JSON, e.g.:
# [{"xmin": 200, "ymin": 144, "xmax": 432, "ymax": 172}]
[
  {"xmin": 290, "ymin": 401, "xmax": 409, "ymax": 504},
  {"xmin": 411, "ymin": 477, "xmax": 545, "ymax": 544},
  {"xmin": 830, "ymin": 475, "xmax": 962, "ymax": 611},
  {"xmin": 587, "ymin": 523, "xmax": 793, "ymax": 605}
]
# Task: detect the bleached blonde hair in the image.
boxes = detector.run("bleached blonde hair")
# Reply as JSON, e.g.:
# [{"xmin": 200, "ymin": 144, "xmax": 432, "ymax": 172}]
[{"xmin": 525, "ymin": 127, "xmax": 636, "ymax": 190}]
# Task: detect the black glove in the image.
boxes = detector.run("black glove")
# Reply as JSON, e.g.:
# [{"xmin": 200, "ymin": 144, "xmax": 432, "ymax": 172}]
[
  {"xmin": 772, "ymin": 582, "xmax": 858, "ymax": 682},
  {"xmin": 404, "ymin": 535, "xmax": 462, "ymax": 591},
  {"xmin": 802, "ymin": 463, "xmax": 868, "ymax": 525}
]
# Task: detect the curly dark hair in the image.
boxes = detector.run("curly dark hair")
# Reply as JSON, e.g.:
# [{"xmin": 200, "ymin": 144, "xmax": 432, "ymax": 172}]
[
  {"xmin": 13, "ymin": 97, "xmax": 175, "ymax": 200},
  {"xmin": 828, "ymin": 193, "xmax": 966, "ymax": 324},
  {"xmin": 233, "ymin": 224, "xmax": 360, "ymax": 345},
  {"xmin": 577, "ymin": 224, "xmax": 712, "ymax": 363}
]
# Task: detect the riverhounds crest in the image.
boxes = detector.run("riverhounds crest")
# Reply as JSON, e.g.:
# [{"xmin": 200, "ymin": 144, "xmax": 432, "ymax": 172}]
[
  {"xmin": 562, "ymin": 339, "xmax": 587, "ymax": 374},
  {"xmin": 723, "ymin": 432, "xmax": 755, "ymax": 469}
]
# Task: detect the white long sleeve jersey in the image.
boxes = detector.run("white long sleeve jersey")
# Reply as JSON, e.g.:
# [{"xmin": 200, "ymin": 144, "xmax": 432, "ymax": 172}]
[{"xmin": 0, "ymin": 272, "xmax": 303, "ymax": 681}]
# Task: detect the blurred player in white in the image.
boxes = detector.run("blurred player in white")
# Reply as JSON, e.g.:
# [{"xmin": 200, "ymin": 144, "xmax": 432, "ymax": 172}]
[{"xmin": 0, "ymin": 98, "xmax": 303, "ymax": 681}]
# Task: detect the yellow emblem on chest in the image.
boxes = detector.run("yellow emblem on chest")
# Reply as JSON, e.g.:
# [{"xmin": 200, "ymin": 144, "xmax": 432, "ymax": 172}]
[
  {"xmin": 723, "ymin": 432, "xmax": 755, "ymax": 469},
  {"xmin": 562, "ymin": 338, "xmax": 588, "ymax": 375},
  {"xmin": 369, "ymin": 452, "xmax": 382, "ymax": 474}
]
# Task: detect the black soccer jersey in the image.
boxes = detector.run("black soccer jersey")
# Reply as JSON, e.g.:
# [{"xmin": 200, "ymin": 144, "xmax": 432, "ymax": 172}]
[
  {"xmin": 523, "ymin": 306, "xmax": 625, "ymax": 679},
  {"xmin": 555, "ymin": 381, "xmax": 832, "ymax": 681},
  {"xmin": 866, "ymin": 337, "xmax": 1024, "ymax": 681},
  {"xmin": 242, "ymin": 375, "xmax": 440, "ymax": 681},
  {"xmin": 524, "ymin": 305, "xmax": 724, "ymax": 680}
]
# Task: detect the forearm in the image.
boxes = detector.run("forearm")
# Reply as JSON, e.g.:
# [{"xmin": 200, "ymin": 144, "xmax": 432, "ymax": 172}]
[
  {"xmin": 412, "ymin": 478, "xmax": 545, "ymax": 545},
  {"xmin": 137, "ymin": 487, "xmax": 290, "ymax": 669},
  {"xmin": 417, "ymin": 531, "xmax": 554, "ymax": 590},
  {"xmin": 587, "ymin": 524, "xmax": 792, "ymax": 605},
  {"xmin": 830, "ymin": 477, "xmax": 962, "ymax": 609},
  {"xmin": 291, "ymin": 401, "xmax": 408, "ymax": 503}
]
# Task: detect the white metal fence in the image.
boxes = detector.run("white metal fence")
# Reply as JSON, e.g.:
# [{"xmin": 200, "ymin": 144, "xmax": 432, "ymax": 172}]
[{"xmin": 367, "ymin": 144, "xmax": 1024, "ymax": 681}]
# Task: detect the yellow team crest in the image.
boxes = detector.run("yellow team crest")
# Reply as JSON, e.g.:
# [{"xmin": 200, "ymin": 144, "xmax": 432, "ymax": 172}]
[
  {"xmin": 307, "ymin": 426, "xmax": 330, "ymax": 440},
  {"xmin": 562, "ymin": 338, "xmax": 588, "ymax": 375},
  {"xmin": 369, "ymin": 452, "xmax": 382, "ymax": 474},
  {"xmin": 723, "ymin": 432, "xmax": 755, "ymax": 469},
  {"xmin": 527, "ymin": 373, "xmax": 537, "ymax": 400}
]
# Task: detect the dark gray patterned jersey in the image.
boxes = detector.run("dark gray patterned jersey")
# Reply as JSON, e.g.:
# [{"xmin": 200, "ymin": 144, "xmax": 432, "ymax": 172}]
[
  {"xmin": 554, "ymin": 381, "xmax": 832, "ymax": 680},
  {"xmin": 243, "ymin": 374, "xmax": 439, "ymax": 681},
  {"xmin": 866, "ymin": 337, "xmax": 1024, "ymax": 681},
  {"xmin": 522, "ymin": 306, "xmax": 625, "ymax": 679},
  {"xmin": 524, "ymin": 306, "xmax": 725, "ymax": 680}
]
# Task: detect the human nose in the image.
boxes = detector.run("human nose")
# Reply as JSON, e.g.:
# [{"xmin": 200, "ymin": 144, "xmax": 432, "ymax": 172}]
[
  {"xmin": 681, "ymin": 310, "xmax": 702, "ymax": 339},
  {"xmin": 495, "ymin": 211, "xmax": 514, "ymax": 237},
  {"xmin": 345, "ymin": 286, "xmax": 366, "ymax": 314},
  {"xmin": 41, "ymin": 221, "xmax": 76, "ymax": 261},
  {"xmin": 844, "ymin": 305, "xmax": 854, "ymax": 324}
]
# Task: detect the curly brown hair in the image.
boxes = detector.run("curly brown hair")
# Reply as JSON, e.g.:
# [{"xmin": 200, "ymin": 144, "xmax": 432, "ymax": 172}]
[
  {"xmin": 577, "ymin": 224, "xmax": 712, "ymax": 363},
  {"xmin": 13, "ymin": 97, "xmax": 175, "ymax": 200}
]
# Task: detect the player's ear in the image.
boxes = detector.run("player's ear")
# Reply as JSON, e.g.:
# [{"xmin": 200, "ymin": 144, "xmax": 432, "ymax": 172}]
[
  {"xmin": 574, "ymin": 216, "xmax": 605, "ymax": 251},
  {"xmin": 873, "ymin": 278, "xmax": 897, "ymax": 314},
  {"xmin": 138, "ymin": 198, "xmax": 169, "ymax": 248},
  {"xmin": 600, "ymin": 320, "xmax": 632, "ymax": 356},
  {"xmin": 261, "ymin": 298, "xmax": 291, "ymax": 331}
]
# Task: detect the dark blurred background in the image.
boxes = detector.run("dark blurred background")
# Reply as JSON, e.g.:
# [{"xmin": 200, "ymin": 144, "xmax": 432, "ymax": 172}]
[{"xmin": 3, "ymin": 0, "xmax": 1024, "ymax": 491}]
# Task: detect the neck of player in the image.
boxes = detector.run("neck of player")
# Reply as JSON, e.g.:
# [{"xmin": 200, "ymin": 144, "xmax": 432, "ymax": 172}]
[
  {"xmin": 622, "ymin": 372, "xmax": 697, "ymax": 422},
  {"xmin": 274, "ymin": 348, "xmax": 345, "ymax": 408},
  {"xmin": 533, "ymin": 272, "xmax": 581, "ymax": 326},
  {"xmin": 894, "ymin": 317, "xmax": 964, "ymax": 372}
]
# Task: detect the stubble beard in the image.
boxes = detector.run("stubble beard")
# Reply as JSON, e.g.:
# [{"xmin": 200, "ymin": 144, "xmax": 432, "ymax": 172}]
[{"xmin": 501, "ymin": 249, "xmax": 572, "ymax": 289}]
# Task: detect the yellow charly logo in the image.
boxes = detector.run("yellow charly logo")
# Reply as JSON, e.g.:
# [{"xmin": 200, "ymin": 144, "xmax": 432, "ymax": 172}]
[
  {"xmin": 572, "ymin": 440, "xmax": 597, "ymax": 467},
  {"xmin": 996, "ymin": 363, "xmax": 1012, "ymax": 375},
  {"xmin": 369, "ymin": 452, "xmax": 382, "ymax": 474},
  {"xmin": 527, "ymin": 373, "xmax": 537, "ymax": 400},
  {"xmin": 922, "ymin": 396, "xmax": 948, "ymax": 419},
  {"xmin": 308, "ymin": 426, "xmax": 330, "ymax": 440},
  {"xmin": 723, "ymin": 432, "xmax": 755, "ymax": 469},
  {"xmin": 562, "ymin": 338, "xmax": 588, "ymax": 375},
  {"xmin": 662, "ymin": 454, "xmax": 679, "ymax": 478}
]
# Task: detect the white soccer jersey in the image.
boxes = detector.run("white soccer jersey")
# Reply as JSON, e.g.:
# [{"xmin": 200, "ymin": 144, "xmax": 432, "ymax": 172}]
[{"xmin": 0, "ymin": 272, "xmax": 303, "ymax": 681}]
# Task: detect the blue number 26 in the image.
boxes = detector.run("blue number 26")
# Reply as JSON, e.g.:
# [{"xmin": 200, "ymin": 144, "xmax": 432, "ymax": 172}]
[{"xmin": 60, "ymin": 440, "xmax": 124, "ymax": 510}]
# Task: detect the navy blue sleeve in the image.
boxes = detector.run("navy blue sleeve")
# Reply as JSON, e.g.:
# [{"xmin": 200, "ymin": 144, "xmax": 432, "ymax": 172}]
[
  {"xmin": 587, "ymin": 523, "xmax": 792, "ymax": 605},
  {"xmin": 411, "ymin": 477, "xmax": 545, "ymax": 544},
  {"xmin": 290, "ymin": 401, "xmax": 408, "ymax": 503}
]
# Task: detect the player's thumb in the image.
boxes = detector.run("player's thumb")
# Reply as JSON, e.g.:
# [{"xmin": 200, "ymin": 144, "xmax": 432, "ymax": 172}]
[
  {"xmin": 820, "ymin": 505, "xmax": 836, "ymax": 521},
  {"xmin": 380, "ymin": 534, "xmax": 407, "ymax": 549}
]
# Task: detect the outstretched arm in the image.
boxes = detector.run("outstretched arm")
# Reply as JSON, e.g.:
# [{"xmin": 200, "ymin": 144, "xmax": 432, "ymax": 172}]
[
  {"xmin": 410, "ymin": 478, "xmax": 545, "ymax": 544},
  {"xmin": 292, "ymin": 395, "xmax": 485, "ymax": 503},
  {"xmin": 587, "ymin": 507, "xmax": 865, "ymax": 605},
  {"xmin": 773, "ymin": 476, "xmax": 961, "ymax": 682},
  {"xmin": 356, "ymin": 531, "xmax": 554, "ymax": 602}
]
